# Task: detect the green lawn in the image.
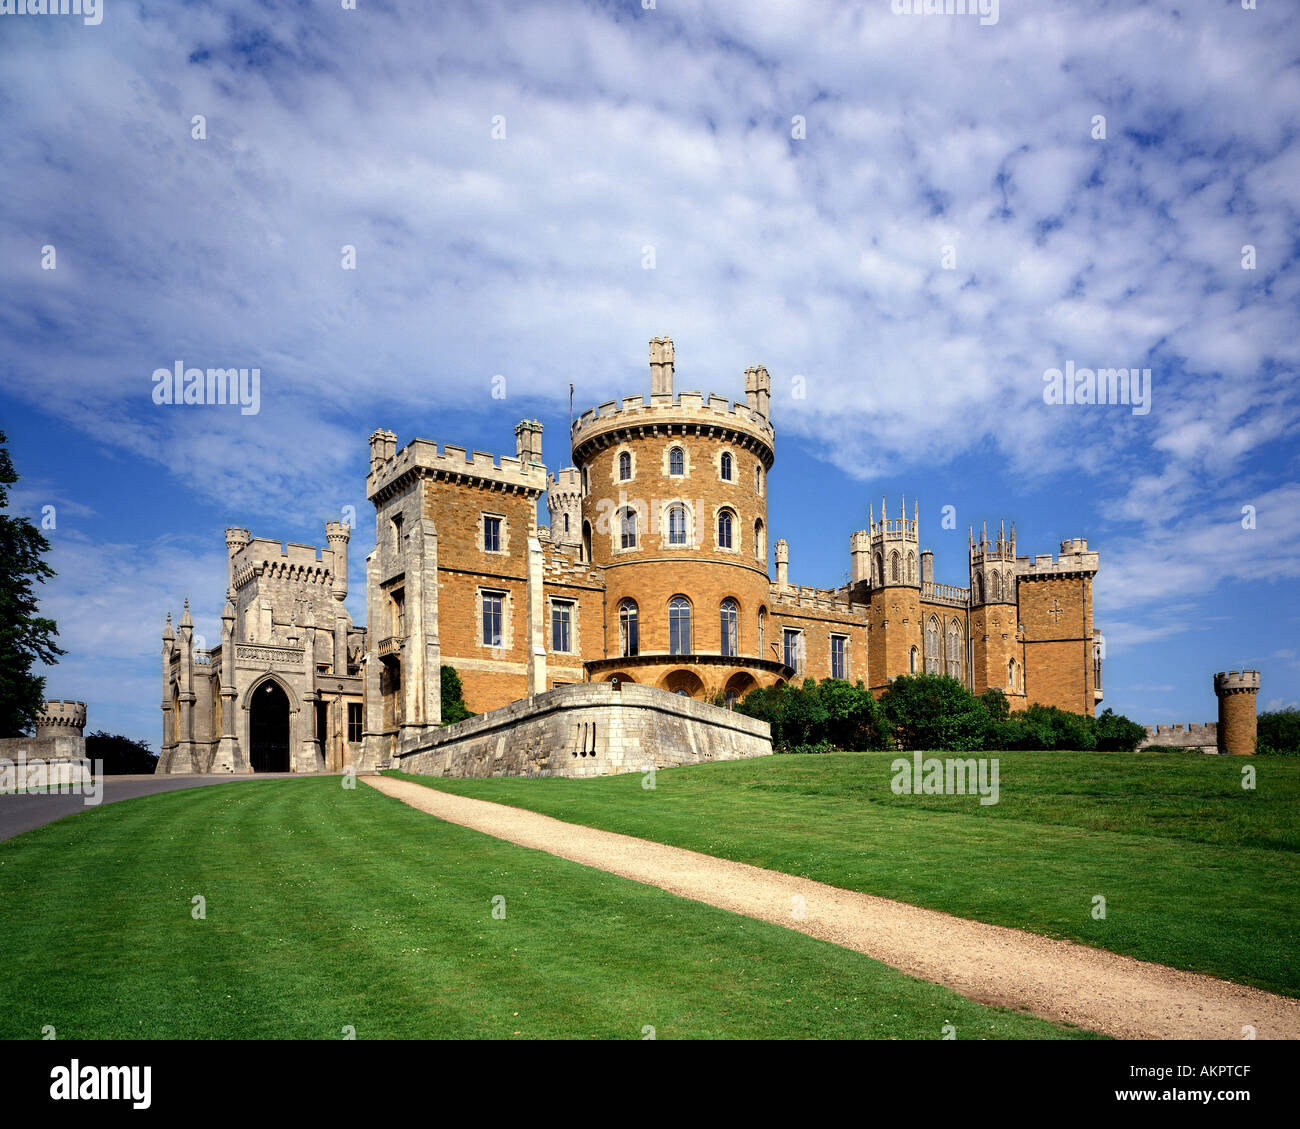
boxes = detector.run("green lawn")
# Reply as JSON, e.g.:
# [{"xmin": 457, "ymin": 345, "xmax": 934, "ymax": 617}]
[
  {"xmin": 0, "ymin": 778, "xmax": 1095, "ymax": 1040},
  {"xmin": 390, "ymin": 749, "xmax": 1300, "ymax": 997}
]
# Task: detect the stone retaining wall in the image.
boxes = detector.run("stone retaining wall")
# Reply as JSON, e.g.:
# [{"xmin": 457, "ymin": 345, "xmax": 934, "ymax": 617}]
[{"xmin": 391, "ymin": 681, "xmax": 772, "ymax": 778}]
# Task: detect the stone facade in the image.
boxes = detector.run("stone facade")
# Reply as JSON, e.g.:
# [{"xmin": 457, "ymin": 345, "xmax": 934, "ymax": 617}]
[
  {"xmin": 157, "ymin": 524, "xmax": 367, "ymax": 774},
  {"xmin": 166, "ymin": 335, "xmax": 1102, "ymax": 774},
  {"xmin": 391, "ymin": 681, "xmax": 772, "ymax": 779}
]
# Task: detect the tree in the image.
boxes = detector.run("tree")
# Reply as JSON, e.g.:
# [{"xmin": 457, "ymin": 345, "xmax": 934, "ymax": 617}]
[
  {"xmin": 440, "ymin": 665, "xmax": 474, "ymax": 725},
  {"xmin": 85, "ymin": 731, "xmax": 159, "ymax": 775},
  {"xmin": 0, "ymin": 431, "xmax": 65, "ymax": 735}
]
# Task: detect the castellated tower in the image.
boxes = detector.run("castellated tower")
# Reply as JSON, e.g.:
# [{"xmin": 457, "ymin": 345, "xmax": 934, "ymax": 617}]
[
  {"xmin": 34, "ymin": 699, "xmax": 87, "ymax": 739},
  {"xmin": 1214, "ymin": 670, "xmax": 1260, "ymax": 755},
  {"xmin": 865, "ymin": 497, "xmax": 921, "ymax": 687},
  {"xmin": 546, "ymin": 467, "xmax": 583, "ymax": 553},
  {"xmin": 969, "ymin": 521, "xmax": 1023, "ymax": 704}
]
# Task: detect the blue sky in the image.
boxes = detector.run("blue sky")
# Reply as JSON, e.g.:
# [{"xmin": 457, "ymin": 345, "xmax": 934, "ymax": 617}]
[{"xmin": 1, "ymin": 0, "xmax": 1298, "ymax": 746}]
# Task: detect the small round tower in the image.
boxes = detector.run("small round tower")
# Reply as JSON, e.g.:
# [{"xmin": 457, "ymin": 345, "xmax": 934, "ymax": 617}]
[
  {"xmin": 546, "ymin": 467, "xmax": 583, "ymax": 553},
  {"xmin": 1214, "ymin": 670, "xmax": 1260, "ymax": 756},
  {"xmin": 35, "ymin": 700, "xmax": 87, "ymax": 739}
]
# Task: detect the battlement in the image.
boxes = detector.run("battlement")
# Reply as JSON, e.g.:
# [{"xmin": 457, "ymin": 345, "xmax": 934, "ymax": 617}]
[
  {"xmin": 1214, "ymin": 670, "xmax": 1261, "ymax": 693},
  {"xmin": 1016, "ymin": 537, "xmax": 1099, "ymax": 579},
  {"xmin": 547, "ymin": 467, "xmax": 582, "ymax": 495},
  {"xmin": 324, "ymin": 520, "xmax": 351, "ymax": 541},
  {"xmin": 771, "ymin": 583, "xmax": 864, "ymax": 616},
  {"xmin": 231, "ymin": 536, "xmax": 335, "ymax": 590},
  {"xmin": 1139, "ymin": 722, "xmax": 1218, "ymax": 749},
  {"xmin": 367, "ymin": 433, "xmax": 548, "ymax": 502},
  {"xmin": 35, "ymin": 700, "xmax": 87, "ymax": 735},
  {"xmin": 570, "ymin": 390, "xmax": 775, "ymax": 455}
]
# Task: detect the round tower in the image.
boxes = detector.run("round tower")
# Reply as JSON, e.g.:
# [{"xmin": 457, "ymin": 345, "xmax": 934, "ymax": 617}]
[
  {"xmin": 225, "ymin": 527, "xmax": 250, "ymax": 597},
  {"xmin": 568, "ymin": 336, "xmax": 778, "ymax": 698},
  {"xmin": 34, "ymin": 700, "xmax": 87, "ymax": 739},
  {"xmin": 546, "ymin": 468, "xmax": 583, "ymax": 554},
  {"xmin": 325, "ymin": 520, "xmax": 351, "ymax": 602},
  {"xmin": 1214, "ymin": 670, "xmax": 1260, "ymax": 755}
]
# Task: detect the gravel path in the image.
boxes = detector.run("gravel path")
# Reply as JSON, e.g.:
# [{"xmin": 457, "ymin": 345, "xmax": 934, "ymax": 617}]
[{"xmin": 366, "ymin": 775, "xmax": 1300, "ymax": 1040}]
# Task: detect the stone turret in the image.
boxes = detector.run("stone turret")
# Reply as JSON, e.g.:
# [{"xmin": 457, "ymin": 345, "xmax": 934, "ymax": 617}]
[
  {"xmin": 368, "ymin": 428, "xmax": 397, "ymax": 474},
  {"xmin": 850, "ymin": 529, "xmax": 871, "ymax": 584},
  {"xmin": 225, "ymin": 527, "xmax": 250, "ymax": 598},
  {"xmin": 1214, "ymin": 670, "xmax": 1260, "ymax": 756},
  {"xmin": 34, "ymin": 700, "xmax": 87, "ymax": 739},
  {"xmin": 869, "ymin": 497, "xmax": 920, "ymax": 587},
  {"xmin": 546, "ymin": 467, "xmax": 583, "ymax": 553},
  {"xmin": 970, "ymin": 520, "xmax": 1017, "ymax": 605},
  {"xmin": 775, "ymin": 539, "xmax": 789, "ymax": 590},
  {"xmin": 325, "ymin": 521, "xmax": 350, "ymax": 603}
]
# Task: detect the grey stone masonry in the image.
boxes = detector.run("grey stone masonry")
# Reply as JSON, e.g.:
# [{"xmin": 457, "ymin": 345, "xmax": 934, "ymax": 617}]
[{"xmin": 391, "ymin": 681, "xmax": 772, "ymax": 779}]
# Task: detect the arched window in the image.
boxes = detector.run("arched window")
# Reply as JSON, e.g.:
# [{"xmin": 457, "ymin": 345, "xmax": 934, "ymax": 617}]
[
  {"xmin": 669, "ymin": 596, "xmax": 692, "ymax": 654},
  {"xmin": 891, "ymin": 552, "xmax": 901, "ymax": 584},
  {"xmin": 619, "ymin": 600, "xmax": 638, "ymax": 657},
  {"xmin": 757, "ymin": 608, "xmax": 766, "ymax": 653},
  {"xmin": 755, "ymin": 465, "xmax": 763, "ymax": 493},
  {"xmin": 947, "ymin": 619, "xmax": 962, "ymax": 679},
  {"xmin": 563, "ymin": 513, "xmax": 569, "ymax": 533},
  {"xmin": 908, "ymin": 551, "xmax": 917, "ymax": 584},
  {"xmin": 717, "ymin": 509, "xmax": 734, "ymax": 549},
  {"xmin": 669, "ymin": 446, "xmax": 685, "ymax": 476},
  {"xmin": 720, "ymin": 452, "xmax": 733, "ymax": 481},
  {"xmin": 619, "ymin": 507, "xmax": 638, "ymax": 550},
  {"xmin": 618, "ymin": 452, "xmax": 632, "ymax": 481},
  {"xmin": 582, "ymin": 520, "xmax": 592, "ymax": 563},
  {"xmin": 909, "ymin": 646, "xmax": 918, "ymax": 673},
  {"xmin": 975, "ymin": 573, "xmax": 984, "ymax": 603},
  {"xmin": 720, "ymin": 599, "xmax": 738, "ymax": 657},
  {"xmin": 667, "ymin": 504, "xmax": 688, "ymax": 546},
  {"xmin": 754, "ymin": 518, "xmax": 765, "ymax": 561},
  {"xmin": 874, "ymin": 553, "xmax": 883, "ymax": 586},
  {"xmin": 925, "ymin": 616, "xmax": 940, "ymax": 674},
  {"xmin": 991, "ymin": 571, "xmax": 1002, "ymax": 602},
  {"xmin": 1008, "ymin": 658, "xmax": 1016, "ymax": 688},
  {"xmin": 582, "ymin": 467, "xmax": 589, "ymax": 493}
]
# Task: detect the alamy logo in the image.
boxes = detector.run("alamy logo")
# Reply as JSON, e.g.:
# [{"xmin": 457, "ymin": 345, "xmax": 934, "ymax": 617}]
[
  {"xmin": 0, "ymin": 0, "xmax": 101, "ymax": 25},
  {"xmin": 151, "ymin": 362, "xmax": 261, "ymax": 416},
  {"xmin": 50, "ymin": 1061, "xmax": 151, "ymax": 1109},
  {"xmin": 1042, "ymin": 361, "xmax": 1151, "ymax": 416},
  {"xmin": 0, "ymin": 755, "xmax": 103, "ymax": 806},
  {"xmin": 890, "ymin": 0, "xmax": 998, "ymax": 27},
  {"xmin": 890, "ymin": 752, "xmax": 1000, "ymax": 805}
]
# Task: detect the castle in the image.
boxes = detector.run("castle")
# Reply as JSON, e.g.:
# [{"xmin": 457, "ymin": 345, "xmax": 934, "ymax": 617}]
[{"xmin": 158, "ymin": 337, "xmax": 1103, "ymax": 773}]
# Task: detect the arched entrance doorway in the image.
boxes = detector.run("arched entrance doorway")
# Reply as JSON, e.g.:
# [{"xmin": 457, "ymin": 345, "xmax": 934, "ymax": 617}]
[{"xmin": 250, "ymin": 680, "xmax": 291, "ymax": 773}]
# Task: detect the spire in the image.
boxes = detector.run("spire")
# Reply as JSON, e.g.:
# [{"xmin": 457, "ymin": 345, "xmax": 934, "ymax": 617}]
[
  {"xmin": 181, "ymin": 599, "xmax": 193, "ymax": 629},
  {"xmin": 163, "ymin": 612, "xmax": 174, "ymax": 641}
]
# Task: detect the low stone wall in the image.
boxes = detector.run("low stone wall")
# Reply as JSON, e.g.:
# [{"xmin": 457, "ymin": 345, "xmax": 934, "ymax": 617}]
[
  {"xmin": 0, "ymin": 735, "xmax": 92, "ymax": 788},
  {"xmin": 1138, "ymin": 723, "xmax": 1218, "ymax": 752},
  {"xmin": 392, "ymin": 682, "xmax": 772, "ymax": 778}
]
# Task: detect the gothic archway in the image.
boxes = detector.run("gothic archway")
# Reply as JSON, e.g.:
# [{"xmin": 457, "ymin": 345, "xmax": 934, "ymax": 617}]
[{"xmin": 249, "ymin": 679, "xmax": 291, "ymax": 773}]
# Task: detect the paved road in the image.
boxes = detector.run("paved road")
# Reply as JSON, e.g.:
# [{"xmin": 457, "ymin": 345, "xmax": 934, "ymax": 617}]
[{"xmin": 0, "ymin": 774, "xmax": 304, "ymax": 842}]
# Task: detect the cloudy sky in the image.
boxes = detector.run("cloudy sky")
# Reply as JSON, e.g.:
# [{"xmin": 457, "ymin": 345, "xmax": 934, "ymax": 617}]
[{"xmin": 2, "ymin": 0, "xmax": 1297, "ymax": 744}]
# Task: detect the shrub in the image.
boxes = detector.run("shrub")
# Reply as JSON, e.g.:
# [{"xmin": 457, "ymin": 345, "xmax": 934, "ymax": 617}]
[
  {"xmin": 879, "ymin": 674, "xmax": 988, "ymax": 751},
  {"xmin": 84, "ymin": 731, "xmax": 158, "ymax": 775},
  {"xmin": 1257, "ymin": 709, "xmax": 1300, "ymax": 756},
  {"xmin": 1093, "ymin": 707, "xmax": 1148, "ymax": 752},
  {"xmin": 440, "ymin": 665, "xmax": 474, "ymax": 725}
]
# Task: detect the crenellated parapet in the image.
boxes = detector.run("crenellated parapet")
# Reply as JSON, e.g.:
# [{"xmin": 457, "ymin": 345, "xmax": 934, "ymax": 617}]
[
  {"xmin": 367, "ymin": 432, "xmax": 548, "ymax": 505},
  {"xmin": 34, "ymin": 700, "xmax": 87, "ymax": 737},
  {"xmin": 1016, "ymin": 538, "xmax": 1100, "ymax": 580},
  {"xmin": 1214, "ymin": 669, "xmax": 1261, "ymax": 694},
  {"xmin": 570, "ymin": 391, "xmax": 776, "ymax": 467}
]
